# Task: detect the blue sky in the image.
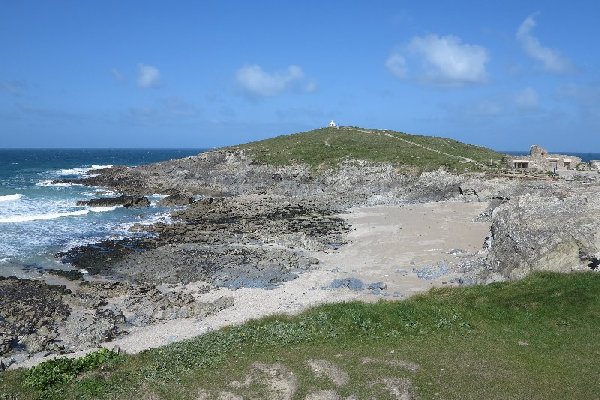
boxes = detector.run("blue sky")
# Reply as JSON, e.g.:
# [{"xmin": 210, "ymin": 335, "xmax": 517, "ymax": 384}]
[{"xmin": 1, "ymin": 1, "xmax": 599, "ymax": 151}]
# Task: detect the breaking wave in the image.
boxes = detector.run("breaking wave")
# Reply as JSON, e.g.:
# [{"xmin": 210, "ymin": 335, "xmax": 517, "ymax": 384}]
[
  {"xmin": 0, "ymin": 205, "xmax": 117, "ymax": 223},
  {"xmin": 0, "ymin": 210, "xmax": 90, "ymax": 223},
  {"xmin": 0, "ymin": 194, "xmax": 23, "ymax": 202},
  {"xmin": 36, "ymin": 180, "xmax": 84, "ymax": 187}
]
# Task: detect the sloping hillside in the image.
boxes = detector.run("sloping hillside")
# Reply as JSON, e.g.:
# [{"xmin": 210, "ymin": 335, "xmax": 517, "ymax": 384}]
[
  {"xmin": 4, "ymin": 273, "xmax": 599, "ymax": 399},
  {"xmin": 235, "ymin": 127, "xmax": 505, "ymax": 172}
]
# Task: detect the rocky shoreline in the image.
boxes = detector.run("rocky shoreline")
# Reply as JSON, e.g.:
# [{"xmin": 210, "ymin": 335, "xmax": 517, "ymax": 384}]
[{"xmin": 3, "ymin": 148, "xmax": 600, "ymax": 369}]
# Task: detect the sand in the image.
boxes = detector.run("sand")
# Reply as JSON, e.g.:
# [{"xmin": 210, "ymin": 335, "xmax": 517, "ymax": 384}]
[
  {"xmin": 107, "ymin": 200, "xmax": 490, "ymax": 354},
  {"xmin": 16, "ymin": 200, "xmax": 490, "ymax": 367}
]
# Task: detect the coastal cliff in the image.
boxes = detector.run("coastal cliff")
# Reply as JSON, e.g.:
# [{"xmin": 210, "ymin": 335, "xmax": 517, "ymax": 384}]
[{"xmin": 3, "ymin": 127, "xmax": 600, "ymax": 369}]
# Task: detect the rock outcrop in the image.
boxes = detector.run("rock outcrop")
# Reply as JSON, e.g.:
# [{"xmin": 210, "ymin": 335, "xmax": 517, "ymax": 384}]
[
  {"xmin": 484, "ymin": 190, "xmax": 600, "ymax": 281},
  {"xmin": 76, "ymin": 195, "xmax": 150, "ymax": 208},
  {"xmin": 0, "ymin": 276, "xmax": 233, "ymax": 366}
]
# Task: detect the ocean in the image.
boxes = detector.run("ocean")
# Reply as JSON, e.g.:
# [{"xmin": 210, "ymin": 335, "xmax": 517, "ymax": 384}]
[{"xmin": 0, "ymin": 149, "xmax": 203, "ymax": 277}]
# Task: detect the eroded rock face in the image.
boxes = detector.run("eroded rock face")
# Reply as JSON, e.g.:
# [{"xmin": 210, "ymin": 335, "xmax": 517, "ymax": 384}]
[
  {"xmin": 0, "ymin": 277, "xmax": 234, "ymax": 364},
  {"xmin": 68, "ymin": 150, "xmax": 482, "ymax": 208},
  {"xmin": 485, "ymin": 191, "xmax": 600, "ymax": 280},
  {"xmin": 59, "ymin": 307, "xmax": 126, "ymax": 351},
  {"xmin": 123, "ymin": 288, "xmax": 233, "ymax": 326},
  {"xmin": 0, "ymin": 277, "xmax": 70, "ymax": 356}
]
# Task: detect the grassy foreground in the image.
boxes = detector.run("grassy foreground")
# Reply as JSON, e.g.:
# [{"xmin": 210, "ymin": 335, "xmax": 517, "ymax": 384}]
[
  {"xmin": 2, "ymin": 272, "xmax": 600, "ymax": 399},
  {"xmin": 236, "ymin": 127, "xmax": 505, "ymax": 172}
]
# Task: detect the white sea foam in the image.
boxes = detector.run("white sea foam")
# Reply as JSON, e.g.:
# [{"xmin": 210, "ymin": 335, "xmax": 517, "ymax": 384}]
[
  {"xmin": 0, "ymin": 194, "xmax": 23, "ymax": 202},
  {"xmin": 88, "ymin": 206, "xmax": 119, "ymax": 213},
  {"xmin": 97, "ymin": 190, "xmax": 120, "ymax": 196},
  {"xmin": 148, "ymin": 193, "xmax": 169, "ymax": 206},
  {"xmin": 36, "ymin": 180, "xmax": 83, "ymax": 187},
  {"xmin": 59, "ymin": 167, "xmax": 91, "ymax": 176},
  {"xmin": 0, "ymin": 257, "xmax": 10, "ymax": 263},
  {"xmin": 119, "ymin": 212, "xmax": 172, "ymax": 231},
  {"xmin": 90, "ymin": 164, "xmax": 113, "ymax": 170},
  {"xmin": 57, "ymin": 165, "xmax": 112, "ymax": 177},
  {"xmin": 0, "ymin": 210, "xmax": 89, "ymax": 223},
  {"xmin": 61, "ymin": 231, "xmax": 129, "ymax": 253}
]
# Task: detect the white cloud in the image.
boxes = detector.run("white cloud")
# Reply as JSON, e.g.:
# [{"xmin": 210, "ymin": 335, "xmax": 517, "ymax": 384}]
[
  {"xmin": 137, "ymin": 64, "xmax": 161, "ymax": 88},
  {"xmin": 516, "ymin": 14, "xmax": 570, "ymax": 73},
  {"xmin": 385, "ymin": 53, "xmax": 407, "ymax": 78},
  {"xmin": 235, "ymin": 64, "xmax": 310, "ymax": 97},
  {"xmin": 407, "ymin": 34, "xmax": 489, "ymax": 85},
  {"xmin": 515, "ymin": 87, "xmax": 539, "ymax": 109}
]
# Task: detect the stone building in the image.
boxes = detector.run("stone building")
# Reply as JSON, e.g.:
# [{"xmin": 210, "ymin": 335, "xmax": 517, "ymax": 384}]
[{"xmin": 507, "ymin": 145, "xmax": 582, "ymax": 172}]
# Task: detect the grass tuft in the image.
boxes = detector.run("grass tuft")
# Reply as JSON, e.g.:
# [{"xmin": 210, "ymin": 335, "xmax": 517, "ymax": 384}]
[{"xmin": 2, "ymin": 272, "xmax": 599, "ymax": 399}]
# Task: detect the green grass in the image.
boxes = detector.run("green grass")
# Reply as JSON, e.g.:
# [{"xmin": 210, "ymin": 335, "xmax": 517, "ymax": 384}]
[
  {"xmin": 234, "ymin": 127, "xmax": 505, "ymax": 172},
  {"xmin": 2, "ymin": 272, "xmax": 600, "ymax": 399}
]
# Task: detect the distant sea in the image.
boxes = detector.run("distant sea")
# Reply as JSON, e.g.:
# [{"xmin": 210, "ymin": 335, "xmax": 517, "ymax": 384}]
[
  {"xmin": 0, "ymin": 149, "xmax": 204, "ymax": 276},
  {"xmin": 504, "ymin": 151, "xmax": 600, "ymax": 162}
]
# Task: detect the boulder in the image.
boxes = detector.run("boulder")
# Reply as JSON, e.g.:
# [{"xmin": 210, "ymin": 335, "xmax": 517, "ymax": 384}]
[
  {"xmin": 485, "ymin": 192, "xmax": 600, "ymax": 280},
  {"xmin": 77, "ymin": 195, "xmax": 150, "ymax": 208},
  {"xmin": 157, "ymin": 193, "xmax": 195, "ymax": 207}
]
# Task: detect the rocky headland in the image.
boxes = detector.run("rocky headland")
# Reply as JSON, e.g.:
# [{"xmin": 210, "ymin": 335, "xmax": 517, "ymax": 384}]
[{"xmin": 3, "ymin": 127, "xmax": 600, "ymax": 369}]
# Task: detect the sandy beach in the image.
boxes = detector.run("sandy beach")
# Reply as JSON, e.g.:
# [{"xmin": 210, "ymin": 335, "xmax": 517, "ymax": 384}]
[
  {"xmin": 13, "ymin": 200, "xmax": 490, "ymax": 368},
  {"xmin": 105, "ymin": 201, "xmax": 489, "ymax": 353}
]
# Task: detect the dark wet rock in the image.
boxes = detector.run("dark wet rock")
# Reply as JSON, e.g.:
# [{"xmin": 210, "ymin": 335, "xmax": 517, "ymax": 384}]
[
  {"xmin": 166, "ymin": 196, "xmax": 349, "ymax": 251},
  {"xmin": 45, "ymin": 268, "xmax": 84, "ymax": 281},
  {"xmin": 57, "ymin": 238, "xmax": 156, "ymax": 276},
  {"xmin": 330, "ymin": 278, "xmax": 364, "ymax": 291},
  {"xmin": 0, "ymin": 277, "xmax": 71, "ymax": 356},
  {"xmin": 78, "ymin": 281, "xmax": 131, "ymax": 298},
  {"xmin": 76, "ymin": 195, "xmax": 150, "ymax": 208},
  {"xmin": 0, "ymin": 334, "xmax": 15, "ymax": 356},
  {"xmin": 367, "ymin": 282, "xmax": 387, "ymax": 291},
  {"xmin": 94, "ymin": 243, "xmax": 317, "ymax": 287},
  {"xmin": 60, "ymin": 195, "xmax": 340, "ymax": 287},
  {"xmin": 157, "ymin": 193, "xmax": 195, "ymax": 206}
]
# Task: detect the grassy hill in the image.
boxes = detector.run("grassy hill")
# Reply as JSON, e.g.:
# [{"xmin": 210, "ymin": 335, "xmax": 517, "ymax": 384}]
[
  {"xmin": 235, "ymin": 127, "xmax": 505, "ymax": 172},
  {"xmin": 2, "ymin": 272, "xmax": 599, "ymax": 399}
]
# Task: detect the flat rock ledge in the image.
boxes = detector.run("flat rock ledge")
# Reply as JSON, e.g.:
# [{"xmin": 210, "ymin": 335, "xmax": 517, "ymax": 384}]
[
  {"xmin": 76, "ymin": 195, "xmax": 150, "ymax": 208},
  {"xmin": 0, "ymin": 276, "xmax": 232, "ymax": 369}
]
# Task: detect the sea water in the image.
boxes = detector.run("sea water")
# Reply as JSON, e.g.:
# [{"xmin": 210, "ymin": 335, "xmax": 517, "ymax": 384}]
[{"xmin": 0, "ymin": 149, "xmax": 203, "ymax": 276}]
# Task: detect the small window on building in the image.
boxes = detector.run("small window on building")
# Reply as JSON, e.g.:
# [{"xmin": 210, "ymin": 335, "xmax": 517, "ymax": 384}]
[{"xmin": 513, "ymin": 160, "xmax": 529, "ymax": 169}]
